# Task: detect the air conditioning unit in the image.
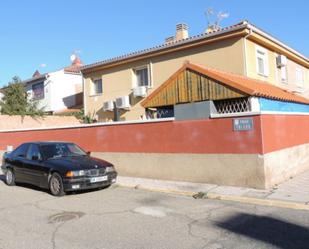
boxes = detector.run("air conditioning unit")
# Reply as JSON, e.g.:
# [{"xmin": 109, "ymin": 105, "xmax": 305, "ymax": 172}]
[
  {"xmin": 103, "ymin": 100, "xmax": 114, "ymax": 112},
  {"xmin": 133, "ymin": 86, "xmax": 147, "ymax": 97},
  {"xmin": 276, "ymin": 55, "xmax": 287, "ymax": 68},
  {"xmin": 115, "ymin": 96, "xmax": 131, "ymax": 110}
]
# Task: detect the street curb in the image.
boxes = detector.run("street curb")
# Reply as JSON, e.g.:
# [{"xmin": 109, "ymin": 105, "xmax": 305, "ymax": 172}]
[
  {"xmin": 206, "ymin": 193, "xmax": 309, "ymax": 211},
  {"xmin": 117, "ymin": 184, "xmax": 309, "ymax": 211},
  {"xmin": 117, "ymin": 184, "xmax": 196, "ymax": 197}
]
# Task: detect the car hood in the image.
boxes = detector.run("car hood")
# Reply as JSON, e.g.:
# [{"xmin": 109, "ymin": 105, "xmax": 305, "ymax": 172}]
[{"xmin": 46, "ymin": 156, "xmax": 113, "ymax": 171}]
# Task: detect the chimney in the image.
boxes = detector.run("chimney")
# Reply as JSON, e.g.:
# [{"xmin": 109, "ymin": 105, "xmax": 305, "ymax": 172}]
[
  {"xmin": 32, "ymin": 70, "xmax": 41, "ymax": 78},
  {"xmin": 175, "ymin": 23, "xmax": 189, "ymax": 41}
]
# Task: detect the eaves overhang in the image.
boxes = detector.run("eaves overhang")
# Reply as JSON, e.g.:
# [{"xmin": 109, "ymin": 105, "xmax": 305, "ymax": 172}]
[
  {"xmin": 81, "ymin": 20, "xmax": 309, "ymax": 74},
  {"xmin": 81, "ymin": 22, "xmax": 248, "ymax": 74}
]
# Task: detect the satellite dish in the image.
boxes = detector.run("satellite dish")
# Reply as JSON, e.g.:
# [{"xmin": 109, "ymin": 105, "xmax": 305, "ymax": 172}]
[{"xmin": 70, "ymin": 54, "xmax": 77, "ymax": 62}]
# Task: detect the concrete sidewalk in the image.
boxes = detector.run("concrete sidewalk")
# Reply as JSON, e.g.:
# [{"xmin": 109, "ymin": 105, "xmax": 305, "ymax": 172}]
[{"xmin": 117, "ymin": 170, "xmax": 309, "ymax": 211}]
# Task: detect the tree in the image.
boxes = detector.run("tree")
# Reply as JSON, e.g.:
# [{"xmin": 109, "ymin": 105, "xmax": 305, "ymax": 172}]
[{"xmin": 0, "ymin": 76, "xmax": 45, "ymax": 117}]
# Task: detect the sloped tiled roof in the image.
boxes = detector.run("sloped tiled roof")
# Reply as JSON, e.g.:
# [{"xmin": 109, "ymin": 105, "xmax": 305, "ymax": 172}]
[
  {"xmin": 81, "ymin": 20, "xmax": 309, "ymax": 73},
  {"xmin": 64, "ymin": 57, "xmax": 83, "ymax": 73},
  {"xmin": 22, "ymin": 73, "xmax": 47, "ymax": 85},
  {"xmin": 21, "ymin": 57, "xmax": 83, "ymax": 85},
  {"xmin": 81, "ymin": 21, "xmax": 249, "ymax": 72},
  {"xmin": 141, "ymin": 62, "xmax": 309, "ymax": 107}
]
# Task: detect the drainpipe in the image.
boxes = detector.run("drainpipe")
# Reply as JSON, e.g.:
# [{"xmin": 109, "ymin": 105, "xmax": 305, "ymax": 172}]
[
  {"xmin": 82, "ymin": 75, "xmax": 87, "ymax": 115},
  {"xmin": 243, "ymin": 24, "xmax": 252, "ymax": 77},
  {"xmin": 113, "ymin": 101, "xmax": 120, "ymax": 121}
]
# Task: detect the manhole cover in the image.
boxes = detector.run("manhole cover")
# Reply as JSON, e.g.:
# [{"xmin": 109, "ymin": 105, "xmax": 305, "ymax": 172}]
[{"xmin": 48, "ymin": 211, "xmax": 84, "ymax": 224}]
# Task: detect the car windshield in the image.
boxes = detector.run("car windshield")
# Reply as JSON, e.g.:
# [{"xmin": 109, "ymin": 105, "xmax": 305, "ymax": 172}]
[{"xmin": 40, "ymin": 143, "xmax": 87, "ymax": 160}]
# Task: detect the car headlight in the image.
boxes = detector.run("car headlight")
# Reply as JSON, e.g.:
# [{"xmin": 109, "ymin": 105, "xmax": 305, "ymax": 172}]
[
  {"xmin": 105, "ymin": 166, "xmax": 115, "ymax": 173},
  {"xmin": 66, "ymin": 170, "xmax": 85, "ymax": 177}
]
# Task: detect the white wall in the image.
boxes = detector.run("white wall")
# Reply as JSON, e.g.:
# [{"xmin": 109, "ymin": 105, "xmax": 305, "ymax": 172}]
[
  {"xmin": 26, "ymin": 70, "xmax": 83, "ymax": 113},
  {"xmin": 26, "ymin": 77, "xmax": 52, "ymax": 112},
  {"xmin": 49, "ymin": 70, "xmax": 82, "ymax": 112}
]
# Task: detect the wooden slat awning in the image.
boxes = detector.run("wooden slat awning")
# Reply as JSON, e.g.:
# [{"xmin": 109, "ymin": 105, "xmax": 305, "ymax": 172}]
[{"xmin": 141, "ymin": 62, "xmax": 309, "ymax": 108}]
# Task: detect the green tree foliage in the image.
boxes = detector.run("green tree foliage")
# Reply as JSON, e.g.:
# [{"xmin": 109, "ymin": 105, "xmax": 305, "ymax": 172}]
[{"xmin": 0, "ymin": 76, "xmax": 45, "ymax": 117}]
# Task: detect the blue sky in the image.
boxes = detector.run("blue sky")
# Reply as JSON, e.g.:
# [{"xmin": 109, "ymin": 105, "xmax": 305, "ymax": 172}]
[{"xmin": 0, "ymin": 0, "xmax": 308, "ymax": 87}]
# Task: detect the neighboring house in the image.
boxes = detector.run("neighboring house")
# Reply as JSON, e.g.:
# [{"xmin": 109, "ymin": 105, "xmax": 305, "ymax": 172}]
[
  {"xmin": 24, "ymin": 57, "xmax": 83, "ymax": 114},
  {"xmin": 81, "ymin": 21, "xmax": 309, "ymax": 121}
]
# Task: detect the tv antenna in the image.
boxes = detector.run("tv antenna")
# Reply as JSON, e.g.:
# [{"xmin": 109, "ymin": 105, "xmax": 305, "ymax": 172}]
[
  {"xmin": 70, "ymin": 49, "xmax": 81, "ymax": 62},
  {"xmin": 205, "ymin": 8, "xmax": 229, "ymax": 31}
]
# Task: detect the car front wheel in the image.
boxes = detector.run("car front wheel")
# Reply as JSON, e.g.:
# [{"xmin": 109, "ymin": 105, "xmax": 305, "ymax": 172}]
[
  {"xmin": 5, "ymin": 168, "xmax": 15, "ymax": 186},
  {"xmin": 49, "ymin": 173, "xmax": 65, "ymax": 197}
]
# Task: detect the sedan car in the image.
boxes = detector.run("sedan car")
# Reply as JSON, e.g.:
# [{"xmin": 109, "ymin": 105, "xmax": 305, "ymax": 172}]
[{"xmin": 1, "ymin": 142, "xmax": 117, "ymax": 196}]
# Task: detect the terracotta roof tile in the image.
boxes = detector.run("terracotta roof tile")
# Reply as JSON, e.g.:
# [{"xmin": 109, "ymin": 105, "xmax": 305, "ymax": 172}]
[
  {"xmin": 81, "ymin": 20, "xmax": 308, "ymax": 72},
  {"xmin": 64, "ymin": 65, "xmax": 82, "ymax": 73},
  {"xmin": 188, "ymin": 63, "xmax": 309, "ymax": 104},
  {"xmin": 142, "ymin": 62, "xmax": 309, "ymax": 107},
  {"xmin": 81, "ymin": 21, "xmax": 248, "ymax": 71},
  {"xmin": 64, "ymin": 57, "xmax": 83, "ymax": 73}
]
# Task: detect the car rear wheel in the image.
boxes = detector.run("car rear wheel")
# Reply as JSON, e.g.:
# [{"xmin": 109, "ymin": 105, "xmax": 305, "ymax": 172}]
[
  {"xmin": 49, "ymin": 173, "xmax": 65, "ymax": 196},
  {"xmin": 5, "ymin": 168, "xmax": 15, "ymax": 186}
]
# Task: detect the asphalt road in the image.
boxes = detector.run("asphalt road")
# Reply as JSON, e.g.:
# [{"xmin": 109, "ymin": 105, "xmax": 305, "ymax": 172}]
[{"xmin": 0, "ymin": 175, "xmax": 308, "ymax": 249}]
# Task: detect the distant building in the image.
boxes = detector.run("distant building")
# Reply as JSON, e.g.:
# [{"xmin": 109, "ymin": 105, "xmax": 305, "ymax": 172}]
[
  {"xmin": 23, "ymin": 56, "xmax": 83, "ymax": 114},
  {"xmin": 81, "ymin": 21, "xmax": 309, "ymax": 121}
]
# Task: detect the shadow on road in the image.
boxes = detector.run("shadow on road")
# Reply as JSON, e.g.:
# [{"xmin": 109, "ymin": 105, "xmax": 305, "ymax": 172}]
[{"xmin": 216, "ymin": 213, "xmax": 309, "ymax": 249}]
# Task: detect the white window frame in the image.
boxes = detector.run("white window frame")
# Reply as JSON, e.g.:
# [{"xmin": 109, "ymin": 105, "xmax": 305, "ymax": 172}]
[
  {"xmin": 132, "ymin": 64, "xmax": 152, "ymax": 88},
  {"xmin": 255, "ymin": 45, "xmax": 269, "ymax": 77},
  {"xmin": 91, "ymin": 78, "xmax": 103, "ymax": 96},
  {"xmin": 295, "ymin": 67, "xmax": 304, "ymax": 88}
]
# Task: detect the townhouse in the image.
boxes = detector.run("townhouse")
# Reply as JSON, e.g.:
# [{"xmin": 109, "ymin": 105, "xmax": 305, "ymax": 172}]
[{"xmin": 81, "ymin": 21, "xmax": 309, "ymax": 121}]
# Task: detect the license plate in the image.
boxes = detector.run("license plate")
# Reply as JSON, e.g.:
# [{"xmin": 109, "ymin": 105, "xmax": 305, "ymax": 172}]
[{"xmin": 90, "ymin": 176, "xmax": 108, "ymax": 183}]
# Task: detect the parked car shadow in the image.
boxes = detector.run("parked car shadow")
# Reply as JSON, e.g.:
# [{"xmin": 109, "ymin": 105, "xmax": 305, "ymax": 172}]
[
  {"xmin": 16, "ymin": 182, "xmax": 51, "ymax": 194},
  {"xmin": 0, "ymin": 173, "xmax": 110, "ymax": 196},
  {"xmin": 0, "ymin": 174, "xmax": 5, "ymax": 182},
  {"xmin": 67, "ymin": 185, "xmax": 112, "ymax": 196},
  {"xmin": 216, "ymin": 213, "xmax": 309, "ymax": 249}
]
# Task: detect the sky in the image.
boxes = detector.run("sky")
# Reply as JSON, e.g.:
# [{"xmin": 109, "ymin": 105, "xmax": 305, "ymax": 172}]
[{"xmin": 0, "ymin": 0, "xmax": 308, "ymax": 87}]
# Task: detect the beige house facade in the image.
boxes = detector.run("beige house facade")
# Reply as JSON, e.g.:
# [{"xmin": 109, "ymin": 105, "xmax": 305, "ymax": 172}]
[{"xmin": 81, "ymin": 21, "xmax": 309, "ymax": 121}]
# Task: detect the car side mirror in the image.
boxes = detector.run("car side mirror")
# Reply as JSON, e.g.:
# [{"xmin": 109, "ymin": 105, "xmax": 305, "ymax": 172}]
[
  {"xmin": 86, "ymin": 151, "xmax": 91, "ymax": 156},
  {"xmin": 32, "ymin": 155, "xmax": 39, "ymax": 161}
]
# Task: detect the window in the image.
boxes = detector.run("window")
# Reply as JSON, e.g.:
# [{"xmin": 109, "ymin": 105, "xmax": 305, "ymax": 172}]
[
  {"xmin": 12, "ymin": 144, "xmax": 29, "ymax": 158},
  {"xmin": 32, "ymin": 82, "xmax": 44, "ymax": 100},
  {"xmin": 296, "ymin": 68, "xmax": 304, "ymax": 87},
  {"xmin": 256, "ymin": 46, "xmax": 268, "ymax": 76},
  {"xmin": 26, "ymin": 144, "xmax": 42, "ymax": 160},
  {"xmin": 135, "ymin": 67, "xmax": 150, "ymax": 87},
  {"xmin": 40, "ymin": 143, "xmax": 87, "ymax": 160},
  {"xmin": 92, "ymin": 79, "xmax": 102, "ymax": 95}
]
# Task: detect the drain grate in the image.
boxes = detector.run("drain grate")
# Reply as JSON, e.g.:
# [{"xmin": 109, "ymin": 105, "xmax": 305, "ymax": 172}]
[{"xmin": 48, "ymin": 211, "xmax": 85, "ymax": 224}]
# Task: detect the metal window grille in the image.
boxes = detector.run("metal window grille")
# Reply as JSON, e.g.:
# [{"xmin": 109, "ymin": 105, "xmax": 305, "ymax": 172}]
[{"xmin": 214, "ymin": 98, "xmax": 251, "ymax": 114}]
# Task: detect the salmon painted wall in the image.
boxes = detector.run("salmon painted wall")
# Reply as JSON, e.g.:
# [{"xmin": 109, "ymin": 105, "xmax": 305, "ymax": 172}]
[
  {"xmin": 261, "ymin": 115, "xmax": 309, "ymax": 153},
  {"xmin": 0, "ymin": 117, "xmax": 263, "ymax": 154}
]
